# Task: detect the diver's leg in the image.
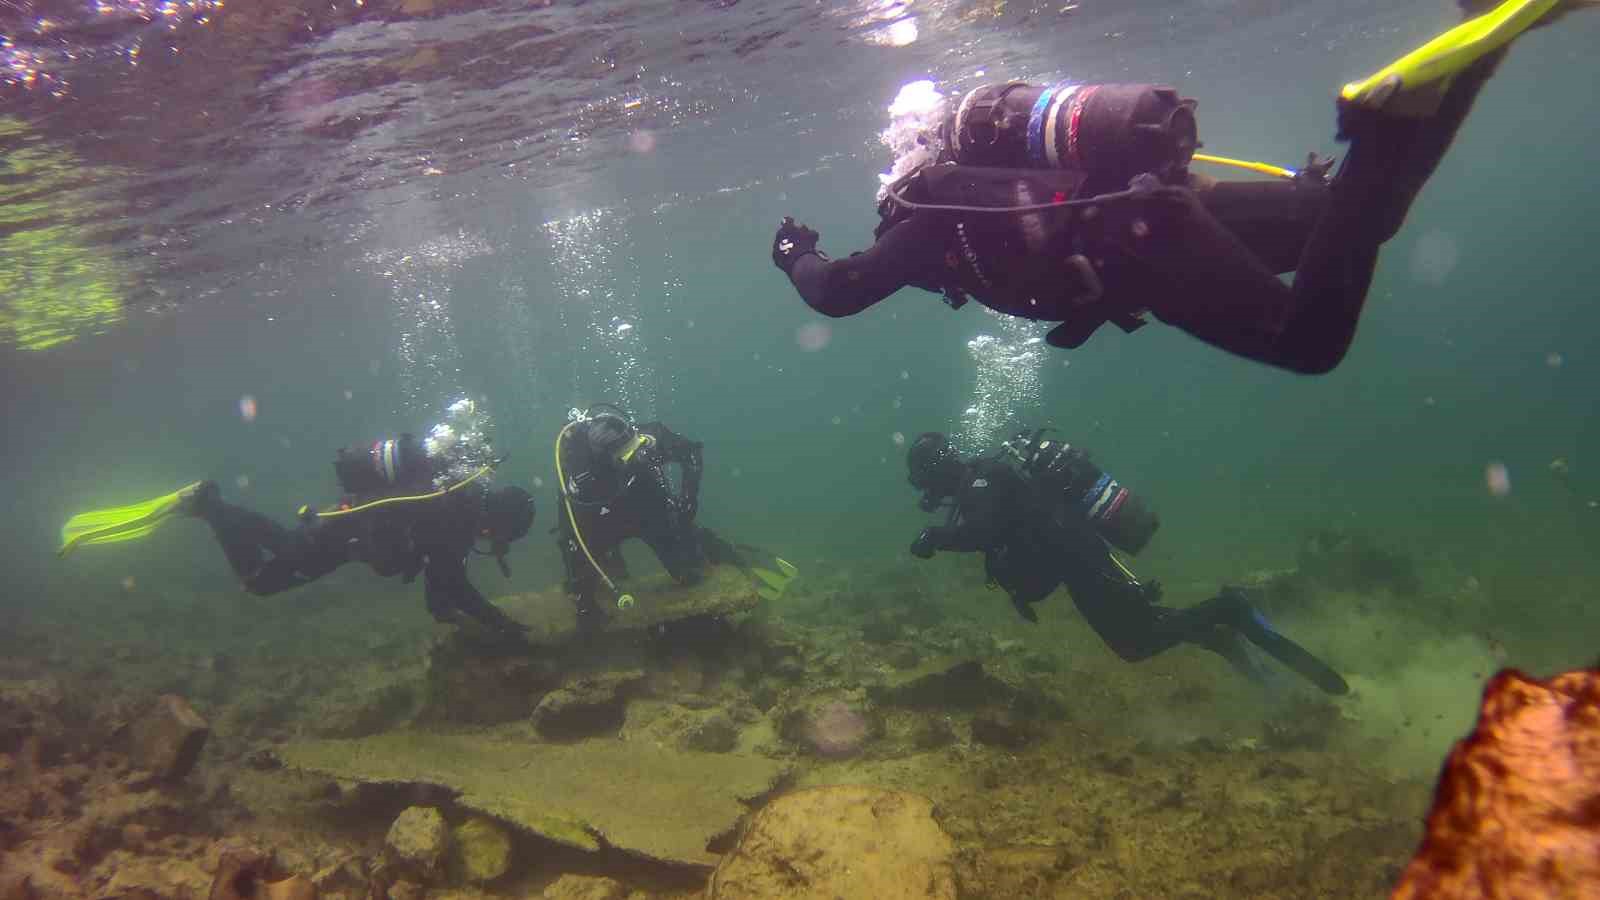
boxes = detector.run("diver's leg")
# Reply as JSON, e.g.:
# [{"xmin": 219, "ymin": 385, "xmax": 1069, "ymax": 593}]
[
  {"xmin": 643, "ymin": 525, "xmax": 705, "ymax": 586},
  {"xmin": 558, "ymin": 523, "xmax": 612, "ymax": 631},
  {"xmin": 1060, "ymin": 563, "xmax": 1180, "ymax": 661},
  {"xmin": 191, "ymin": 483, "xmax": 318, "ymax": 588},
  {"xmin": 1060, "ymin": 558, "xmax": 1283, "ymax": 688},
  {"xmin": 1129, "ymin": 53, "xmax": 1504, "ymax": 374},
  {"xmin": 696, "ymin": 527, "xmax": 745, "ymax": 568}
]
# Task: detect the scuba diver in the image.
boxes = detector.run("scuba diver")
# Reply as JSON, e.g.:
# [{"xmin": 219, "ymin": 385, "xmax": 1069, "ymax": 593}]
[
  {"xmin": 58, "ymin": 399, "xmax": 535, "ymax": 637},
  {"xmin": 905, "ymin": 430, "xmax": 1349, "ymax": 694},
  {"xmin": 771, "ymin": 0, "xmax": 1590, "ymax": 374},
  {"xmin": 554, "ymin": 406, "xmax": 798, "ymax": 632}
]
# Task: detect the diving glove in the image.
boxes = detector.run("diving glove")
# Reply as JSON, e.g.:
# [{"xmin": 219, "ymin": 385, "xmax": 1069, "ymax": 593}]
[
  {"xmin": 909, "ymin": 529, "xmax": 937, "ymax": 559},
  {"xmin": 772, "ymin": 217, "xmax": 824, "ymax": 275}
]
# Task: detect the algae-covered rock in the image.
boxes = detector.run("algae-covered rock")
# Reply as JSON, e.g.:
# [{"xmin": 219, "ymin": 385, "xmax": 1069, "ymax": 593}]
[
  {"xmin": 496, "ymin": 566, "xmax": 761, "ymax": 646},
  {"xmin": 541, "ymin": 873, "xmax": 629, "ymax": 899},
  {"xmin": 419, "ymin": 649, "xmax": 559, "ymax": 727},
  {"xmin": 869, "ymin": 658, "xmax": 1010, "ymax": 710},
  {"xmin": 680, "ymin": 710, "xmax": 739, "ymax": 754},
  {"xmin": 707, "ymin": 785, "xmax": 957, "ymax": 900},
  {"xmin": 311, "ymin": 854, "xmax": 372, "ymax": 896},
  {"xmin": 386, "ymin": 806, "xmax": 449, "ymax": 878},
  {"xmin": 129, "ymin": 694, "xmax": 210, "ymax": 781},
  {"xmin": 971, "ymin": 709, "xmax": 1035, "ymax": 749},
  {"xmin": 276, "ymin": 731, "xmax": 788, "ymax": 867},
  {"xmin": 451, "ymin": 816, "xmax": 512, "ymax": 884},
  {"xmin": 531, "ymin": 670, "xmax": 643, "ymax": 741},
  {"xmin": 779, "ymin": 693, "xmax": 882, "ymax": 759}
]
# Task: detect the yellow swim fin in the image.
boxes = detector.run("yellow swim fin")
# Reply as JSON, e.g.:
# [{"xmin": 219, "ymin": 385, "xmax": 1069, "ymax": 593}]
[
  {"xmin": 748, "ymin": 556, "xmax": 799, "ymax": 602},
  {"xmin": 1340, "ymin": 0, "xmax": 1574, "ymax": 115},
  {"xmin": 59, "ymin": 482, "xmax": 203, "ymax": 558}
]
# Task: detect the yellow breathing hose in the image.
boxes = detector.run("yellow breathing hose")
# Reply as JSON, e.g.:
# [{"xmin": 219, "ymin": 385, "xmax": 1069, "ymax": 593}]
[
  {"xmin": 307, "ymin": 463, "xmax": 495, "ymax": 519},
  {"xmin": 555, "ymin": 421, "xmax": 635, "ymax": 609},
  {"xmin": 1192, "ymin": 153, "xmax": 1297, "ymax": 180},
  {"xmin": 1108, "ymin": 551, "xmax": 1139, "ymax": 584}
]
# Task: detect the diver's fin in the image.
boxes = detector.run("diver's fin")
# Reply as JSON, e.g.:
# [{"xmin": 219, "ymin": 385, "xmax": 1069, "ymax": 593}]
[
  {"xmin": 1239, "ymin": 614, "xmax": 1350, "ymax": 696},
  {"xmin": 59, "ymin": 482, "xmax": 204, "ymax": 558},
  {"xmin": 1193, "ymin": 627, "xmax": 1273, "ymax": 687},
  {"xmin": 1339, "ymin": 0, "xmax": 1568, "ymax": 115},
  {"xmin": 739, "ymin": 546, "xmax": 799, "ymax": 601}
]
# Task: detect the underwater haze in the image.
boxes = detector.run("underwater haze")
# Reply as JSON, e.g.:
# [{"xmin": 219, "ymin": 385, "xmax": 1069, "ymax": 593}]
[{"xmin": 3, "ymin": 0, "xmax": 1599, "ymax": 896}]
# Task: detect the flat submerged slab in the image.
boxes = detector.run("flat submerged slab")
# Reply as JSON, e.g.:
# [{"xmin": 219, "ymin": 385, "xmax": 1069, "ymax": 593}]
[
  {"xmin": 277, "ymin": 731, "xmax": 787, "ymax": 867},
  {"xmin": 493, "ymin": 565, "xmax": 761, "ymax": 646}
]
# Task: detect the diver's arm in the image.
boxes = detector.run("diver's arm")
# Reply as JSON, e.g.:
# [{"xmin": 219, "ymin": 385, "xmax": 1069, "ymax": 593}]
[
  {"xmin": 422, "ymin": 551, "xmax": 525, "ymax": 633},
  {"xmin": 916, "ymin": 464, "xmax": 1017, "ymax": 553},
  {"xmin": 645, "ymin": 423, "xmax": 704, "ymax": 513},
  {"xmin": 778, "ymin": 214, "xmax": 948, "ymax": 317}
]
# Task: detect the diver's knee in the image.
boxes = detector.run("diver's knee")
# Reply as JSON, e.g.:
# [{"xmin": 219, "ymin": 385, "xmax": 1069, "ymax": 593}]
[
  {"xmin": 240, "ymin": 577, "xmax": 276, "ymax": 597},
  {"xmin": 1275, "ymin": 340, "xmax": 1349, "ymax": 376}
]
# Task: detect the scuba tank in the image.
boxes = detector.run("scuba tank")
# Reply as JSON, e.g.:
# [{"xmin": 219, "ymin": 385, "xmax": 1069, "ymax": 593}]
[
  {"xmin": 941, "ymin": 82, "xmax": 1198, "ymax": 189},
  {"xmin": 333, "ymin": 434, "xmax": 433, "ymax": 496},
  {"xmin": 873, "ymin": 82, "xmax": 1197, "ymax": 326},
  {"xmin": 1001, "ymin": 428, "xmax": 1159, "ymax": 554}
]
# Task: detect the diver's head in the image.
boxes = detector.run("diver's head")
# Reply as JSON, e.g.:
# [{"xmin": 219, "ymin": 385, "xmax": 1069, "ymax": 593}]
[
  {"xmin": 906, "ymin": 432, "xmax": 965, "ymax": 509},
  {"xmin": 586, "ymin": 413, "xmax": 652, "ymax": 468},
  {"xmin": 876, "ymin": 80, "xmax": 949, "ymax": 203},
  {"xmin": 482, "ymin": 485, "xmax": 535, "ymax": 564}
]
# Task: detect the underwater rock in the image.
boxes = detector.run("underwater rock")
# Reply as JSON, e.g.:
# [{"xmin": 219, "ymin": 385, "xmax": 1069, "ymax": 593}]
[
  {"xmin": 385, "ymin": 881, "xmax": 425, "ymax": 900},
  {"xmin": 0, "ymin": 680, "xmax": 72, "ymax": 776},
  {"xmin": 780, "ymin": 695, "xmax": 880, "ymax": 759},
  {"xmin": 860, "ymin": 610, "xmax": 909, "ymax": 645},
  {"xmin": 869, "ymin": 658, "xmax": 1011, "ymax": 710},
  {"xmin": 540, "ymin": 874, "xmax": 629, "ymax": 900},
  {"xmin": 706, "ymin": 786, "xmax": 957, "ymax": 900},
  {"xmin": 385, "ymin": 806, "xmax": 449, "ymax": 880},
  {"xmin": 207, "ymin": 844, "xmax": 318, "ymax": 900},
  {"xmin": 277, "ymin": 731, "xmax": 788, "ymax": 867},
  {"xmin": 419, "ymin": 644, "xmax": 560, "ymax": 726},
  {"xmin": 910, "ymin": 716, "xmax": 958, "ymax": 751},
  {"xmin": 971, "ymin": 709, "xmax": 1035, "ymax": 750},
  {"xmin": 310, "ymin": 854, "xmax": 371, "ymax": 896},
  {"xmin": 680, "ymin": 710, "xmax": 739, "ymax": 754},
  {"xmin": 884, "ymin": 643, "xmax": 922, "ymax": 670},
  {"xmin": 449, "ymin": 816, "xmax": 511, "ymax": 884},
  {"xmin": 531, "ymin": 670, "xmax": 644, "ymax": 741},
  {"xmin": 1392, "ymin": 667, "xmax": 1600, "ymax": 899},
  {"xmin": 0, "ymin": 871, "xmax": 32, "ymax": 900},
  {"xmin": 643, "ymin": 656, "xmax": 706, "ymax": 698},
  {"xmin": 958, "ymin": 845, "xmax": 1079, "ymax": 898},
  {"xmin": 129, "ymin": 694, "xmax": 209, "ymax": 781},
  {"xmin": 495, "ymin": 566, "xmax": 761, "ymax": 646}
]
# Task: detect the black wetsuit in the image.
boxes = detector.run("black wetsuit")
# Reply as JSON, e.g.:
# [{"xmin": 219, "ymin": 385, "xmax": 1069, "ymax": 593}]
[
  {"xmin": 557, "ymin": 421, "xmax": 740, "ymax": 627},
  {"xmin": 782, "ymin": 55, "xmax": 1502, "ymax": 375},
  {"xmin": 916, "ymin": 455, "xmax": 1347, "ymax": 693},
  {"xmin": 195, "ymin": 483, "xmax": 523, "ymax": 633}
]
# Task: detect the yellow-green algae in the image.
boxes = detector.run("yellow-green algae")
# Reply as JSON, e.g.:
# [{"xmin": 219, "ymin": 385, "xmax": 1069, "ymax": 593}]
[{"xmin": 276, "ymin": 730, "xmax": 788, "ymax": 866}]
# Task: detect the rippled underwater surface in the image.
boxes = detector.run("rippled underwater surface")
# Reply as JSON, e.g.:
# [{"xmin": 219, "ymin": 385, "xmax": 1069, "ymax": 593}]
[{"xmin": 3, "ymin": 0, "xmax": 1599, "ymax": 895}]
